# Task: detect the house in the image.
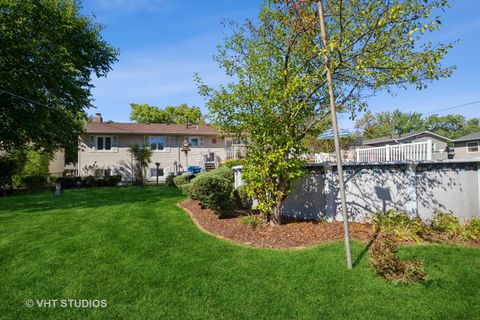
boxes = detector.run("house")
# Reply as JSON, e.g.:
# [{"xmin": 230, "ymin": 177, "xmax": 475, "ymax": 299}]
[
  {"xmin": 78, "ymin": 113, "xmax": 238, "ymax": 182},
  {"xmin": 453, "ymin": 132, "xmax": 480, "ymax": 160},
  {"xmin": 357, "ymin": 131, "xmax": 452, "ymax": 162}
]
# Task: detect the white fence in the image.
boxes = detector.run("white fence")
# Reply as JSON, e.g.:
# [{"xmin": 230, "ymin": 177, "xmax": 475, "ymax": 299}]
[{"xmin": 355, "ymin": 140, "xmax": 432, "ymax": 162}]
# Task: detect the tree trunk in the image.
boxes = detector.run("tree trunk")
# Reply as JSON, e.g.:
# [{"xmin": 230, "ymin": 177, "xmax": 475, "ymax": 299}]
[{"xmin": 317, "ymin": 0, "xmax": 353, "ymax": 269}]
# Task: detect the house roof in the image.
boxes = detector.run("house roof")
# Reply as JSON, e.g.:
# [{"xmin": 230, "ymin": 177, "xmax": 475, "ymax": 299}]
[
  {"xmin": 453, "ymin": 132, "xmax": 480, "ymax": 142},
  {"xmin": 362, "ymin": 131, "xmax": 451, "ymax": 145},
  {"xmin": 83, "ymin": 122, "xmax": 220, "ymax": 136}
]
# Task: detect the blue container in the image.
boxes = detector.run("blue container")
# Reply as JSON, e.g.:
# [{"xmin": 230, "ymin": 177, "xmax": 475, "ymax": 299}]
[{"xmin": 188, "ymin": 166, "xmax": 202, "ymax": 174}]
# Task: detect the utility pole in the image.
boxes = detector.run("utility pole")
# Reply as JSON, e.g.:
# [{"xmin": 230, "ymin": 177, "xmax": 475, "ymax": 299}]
[{"xmin": 317, "ymin": 0, "xmax": 352, "ymax": 269}]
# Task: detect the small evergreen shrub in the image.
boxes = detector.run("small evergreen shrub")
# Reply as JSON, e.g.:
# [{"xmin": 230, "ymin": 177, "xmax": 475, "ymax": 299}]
[
  {"xmin": 430, "ymin": 210, "xmax": 460, "ymax": 238},
  {"xmin": 165, "ymin": 175, "xmax": 176, "ymax": 187},
  {"xmin": 208, "ymin": 166, "xmax": 234, "ymax": 182},
  {"xmin": 222, "ymin": 159, "xmax": 245, "ymax": 168},
  {"xmin": 21, "ymin": 175, "xmax": 48, "ymax": 191},
  {"xmin": 190, "ymin": 174, "xmax": 234, "ymax": 216},
  {"xmin": 104, "ymin": 175, "xmax": 122, "ymax": 186},
  {"xmin": 232, "ymin": 185, "xmax": 251, "ymax": 209},
  {"xmin": 173, "ymin": 175, "xmax": 193, "ymax": 188},
  {"xmin": 370, "ymin": 209, "xmax": 425, "ymax": 242},
  {"xmin": 56, "ymin": 176, "xmax": 79, "ymax": 188},
  {"xmin": 180, "ymin": 183, "xmax": 195, "ymax": 199},
  {"xmin": 369, "ymin": 234, "xmax": 427, "ymax": 284}
]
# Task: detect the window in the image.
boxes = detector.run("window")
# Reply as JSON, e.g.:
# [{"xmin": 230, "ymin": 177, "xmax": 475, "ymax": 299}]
[
  {"xmin": 189, "ymin": 137, "xmax": 204, "ymax": 147},
  {"xmin": 150, "ymin": 168, "xmax": 164, "ymax": 177},
  {"xmin": 467, "ymin": 142, "xmax": 479, "ymax": 153},
  {"xmin": 96, "ymin": 136, "xmax": 112, "ymax": 151},
  {"xmin": 149, "ymin": 137, "xmax": 167, "ymax": 151}
]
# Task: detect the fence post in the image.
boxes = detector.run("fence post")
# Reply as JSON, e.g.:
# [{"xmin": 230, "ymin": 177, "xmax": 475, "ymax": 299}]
[
  {"xmin": 355, "ymin": 149, "xmax": 360, "ymax": 162},
  {"xmin": 385, "ymin": 144, "xmax": 390, "ymax": 162},
  {"xmin": 427, "ymin": 140, "xmax": 433, "ymax": 160}
]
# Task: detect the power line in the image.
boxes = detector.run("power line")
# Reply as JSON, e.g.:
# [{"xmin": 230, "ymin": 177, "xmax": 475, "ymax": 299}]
[
  {"xmin": 423, "ymin": 99, "xmax": 480, "ymax": 115},
  {"xmin": 0, "ymin": 89, "xmax": 58, "ymax": 110}
]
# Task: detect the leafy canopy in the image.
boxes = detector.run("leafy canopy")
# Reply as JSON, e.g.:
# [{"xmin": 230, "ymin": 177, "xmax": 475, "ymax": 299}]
[
  {"xmin": 130, "ymin": 103, "xmax": 205, "ymax": 124},
  {"xmin": 197, "ymin": 0, "xmax": 453, "ymax": 224},
  {"xmin": 0, "ymin": 0, "xmax": 118, "ymax": 153},
  {"xmin": 355, "ymin": 109, "xmax": 480, "ymax": 140}
]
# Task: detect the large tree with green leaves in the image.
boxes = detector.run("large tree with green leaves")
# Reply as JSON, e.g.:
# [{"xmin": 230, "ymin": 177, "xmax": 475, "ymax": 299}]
[
  {"xmin": 198, "ymin": 0, "xmax": 453, "ymax": 225},
  {"xmin": 130, "ymin": 103, "xmax": 205, "ymax": 124},
  {"xmin": 0, "ymin": 0, "xmax": 118, "ymax": 154}
]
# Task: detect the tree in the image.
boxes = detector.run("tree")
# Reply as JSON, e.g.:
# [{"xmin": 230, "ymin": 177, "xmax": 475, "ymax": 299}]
[
  {"xmin": 0, "ymin": 0, "xmax": 118, "ymax": 154},
  {"xmin": 130, "ymin": 103, "xmax": 205, "ymax": 124},
  {"xmin": 197, "ymin": 4, "xmax": 332, "ymax": 225},
  {"xmin": 355, "ymin": 109, "xmax": 425, "ymax": 139},
  {"xmin": 355, "ymin": 111, "xmax": 480, "ymax": 140},
  {"xmin": 128, "ymin": 144, "xmax": 152, "ymax": 185}
]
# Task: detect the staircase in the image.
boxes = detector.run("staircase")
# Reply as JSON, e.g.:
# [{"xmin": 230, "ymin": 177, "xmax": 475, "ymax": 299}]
[{"xmin": 204, "ymin": 162, "xmax": 216, "ymax": 172}]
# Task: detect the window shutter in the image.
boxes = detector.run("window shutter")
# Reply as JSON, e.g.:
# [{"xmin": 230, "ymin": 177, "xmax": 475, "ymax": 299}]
[
  {"xmin": 89, "ymin": 135, "xmax": 95, "ymax": 152},
  {"xmin": 200, "ymin": 137, "xmax": 204, "ymax": 147},
  {"xmin": 112, "ymin": 136, "xmax": 118, "ymax": 152}
]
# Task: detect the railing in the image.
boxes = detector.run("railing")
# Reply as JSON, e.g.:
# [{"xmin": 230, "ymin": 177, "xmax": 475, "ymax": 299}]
[
  {"xmin": 355, "ymin": 140, "xmax": 432, "ymax": 162},
  {"xmin": 225, "ymin": 145, "xmax": 247, "ymax": 160}
]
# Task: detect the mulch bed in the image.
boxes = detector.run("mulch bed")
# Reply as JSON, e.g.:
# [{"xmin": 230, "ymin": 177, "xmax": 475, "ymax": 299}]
[{"xmin": 179, "ymin": 199, "xmax": 375, "ymax": 248}]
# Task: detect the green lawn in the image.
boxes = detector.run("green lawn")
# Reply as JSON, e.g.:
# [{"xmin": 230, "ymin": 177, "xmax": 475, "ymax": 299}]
[{"xmin": 0, "ymin": 187, "xmax": 479, "ymax": 319}]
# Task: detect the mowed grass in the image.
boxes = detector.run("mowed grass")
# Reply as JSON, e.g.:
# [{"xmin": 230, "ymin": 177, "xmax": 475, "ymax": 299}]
[{"xmin": 0, "ymin": 187, "xmax": 479, "ymax": 320}]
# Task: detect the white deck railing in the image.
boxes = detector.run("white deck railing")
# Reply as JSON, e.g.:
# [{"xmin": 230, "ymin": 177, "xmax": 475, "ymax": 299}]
[{"xmin": 355, "ymin": 140, "xmax": 432, "ymax": 162}]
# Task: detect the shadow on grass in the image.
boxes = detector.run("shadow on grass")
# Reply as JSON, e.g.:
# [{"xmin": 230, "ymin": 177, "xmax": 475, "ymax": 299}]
[
  {"xmin": 0, "ymin": 186, "xmax": 184, "ymax": 215},
  {"xmin": 353, "ymin": 232, "xmax": 379, "ymax": 268}
]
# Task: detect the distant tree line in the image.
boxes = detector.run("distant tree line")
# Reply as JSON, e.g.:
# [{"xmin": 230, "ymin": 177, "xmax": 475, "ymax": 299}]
[{"xmin": 355, "ymin": 109, "xmax": 480, "ymax": 140}]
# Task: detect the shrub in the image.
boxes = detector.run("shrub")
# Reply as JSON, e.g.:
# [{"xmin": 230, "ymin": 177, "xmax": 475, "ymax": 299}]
[
  {"xmin": 21, "ymin": 175, "xmax": 48, "ymax": 191},
  {"xmin": 222, "ymin": 159, "xmax": 245, "ymax": 168},
  {"xmin": 369, "ymin": 234, "xmax": 427, "ymax": 284},
  {"xmin": 165, "ymin": 175, "xmax": 176, "ymax": 187},
  {"xmin": 56, "ymin": 176, "xmax": 80, "ymax": 188},
  {"xmin": 173, "ymin": 175, "xmax": 193, "ymax": 188},
  {"xmin": 232, "ymin": 185, "xmax": 251, "ymax": 209},
  {"xmin": 241, "ymin": 214, "xmax": 260, "ymax": 228},
  {"xmin": 459, "ymin": 217, "xmax": 480, "ymax": 241},
  {"xmin": 0, "ymin": 157, "xmax": 19, "ymax": 194},
  {"xmin": 209, "ymin": 165, "xmax": 234, "ymax": 182},
  {"xmin": 370, "ymin": 209, "xmax": 425, "ymax": 242},
  {"xmin": 104, "ymin": 175, "xmax": 122, "ymax": 187},
  {"xmin": 430, "ymin": 210, "xmax": 460, "ymax": 238},
  {"xmin": 180, "ymin": 183, "xmax": 195, "ymax": 199},
  {"xmin": 190, "ymin": 174, "xmax": 235, "ymax": 216}
]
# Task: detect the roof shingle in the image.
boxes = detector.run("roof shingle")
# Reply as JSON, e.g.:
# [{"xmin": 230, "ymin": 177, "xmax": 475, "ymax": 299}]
[{"xmin": 83, "ymin": 122, "xmax": 220, "ymax": 136}]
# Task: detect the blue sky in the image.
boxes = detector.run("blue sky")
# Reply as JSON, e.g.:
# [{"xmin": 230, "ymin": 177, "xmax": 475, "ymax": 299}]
[{"xmin": 81, "ymin": 0, "xmax": 480, "ymax": 130}]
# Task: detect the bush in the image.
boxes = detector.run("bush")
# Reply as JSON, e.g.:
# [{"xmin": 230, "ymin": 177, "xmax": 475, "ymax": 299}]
[
  {"xmin": 208, "ymin": 165, "xmax": 234, "ymax": 182},
  {"xmin": 241, "ymin": 214, "xmax": 260, "ymax": 228},
  {"xmin": 21, "ymin": 175, "xmax": 48, "ymax": 191},
  {"xmin": 222, "ymin": 159, "xmax": 245, "ymax": 168},
  {"xmin": 0, "ymin": 157, "xmax": 19, "ymax": 194},
  {"xmin": 462, "ymin": 217, "xmax": 480, "ymax": 241},
  {"xmin": 56, "ymin": 176, "xmax": 80, "ymax": 188},
  {"xmin": 369, "ymin": 234, "xmax": 427, "ymax": 284},
  {"xmin": 232, "ymin": 185, "xmax": 251, "ymax": 209},
  {"xmin": 165, "ymin": 175, "xmax": 176, "ymax": 187},
  {"xmin": 81, "ymin": 176, "xmax": 98, "ymax": 188},
  {"xmin": 190, "ymin": 174, "xmax": 235, "ymax": 216},
  {"xmin": 370, "ymin": 209, "xmax": 425, "ymax": 242},
  {"xmin": 173, "ymin": 175, "xmax": 193, "ymax": 188},
  {"xmin": 430, "ymin": 210, "xmax": 460, "ymax": 238},
  {"xmin": 104, "ymin": 175, "xmax": 122, "ymax": 187}
]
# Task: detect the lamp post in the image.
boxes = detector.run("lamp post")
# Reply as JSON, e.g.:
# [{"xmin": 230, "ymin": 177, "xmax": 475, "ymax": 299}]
[
  {"xmin": 181, "ymin": 138, "xmax": 191, "ymax": 171},
  {"xmin": 155, "ymin": 162, "xmax": 160, "ymax": 186}
]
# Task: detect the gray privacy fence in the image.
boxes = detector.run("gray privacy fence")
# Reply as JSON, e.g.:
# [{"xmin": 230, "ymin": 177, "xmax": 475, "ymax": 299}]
[{"xmin": 233, "ymin": 161, "xmax": 480, "ymax": 222}]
